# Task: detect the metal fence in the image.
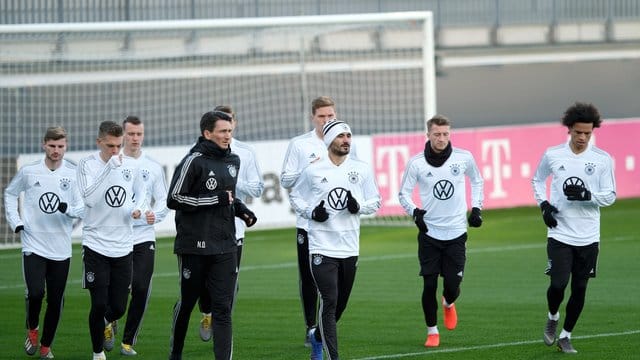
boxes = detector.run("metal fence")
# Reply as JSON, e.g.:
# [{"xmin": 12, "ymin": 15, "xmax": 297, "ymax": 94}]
[{"xmin": 3, "ymin": 0, "xmax": 640, "ymax": 27}]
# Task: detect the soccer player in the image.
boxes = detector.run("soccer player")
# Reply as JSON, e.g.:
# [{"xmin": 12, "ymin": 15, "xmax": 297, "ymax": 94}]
[
  {"xmin": 398, "ymin": 114, "xmax": 484, "ymax": 348},
  {"xmin": 110, "ymin": 116, "xmax": 169, "ymax": 356},
  {"xmin": 167, "ymin": 110, "xmax": 257, "ymax": 360},
  {"xmin": 197, "ymin": 105, "xmax": 264, "ymax": 342},
  {"xmin": 280, "ymin": 96, "xmax": 359, "ymax": 346},
  {"xmin": 77, "ymin": 121, "xmax": 149, "ymax": 360},
  {"xmin": 532, "ymin": 102, "xmax": 616, "ymax": 354},
  {"xmin": 4, "ymin": 126, "xmax": 84, "ymax": 359},
  {"xmin": 289, "ymin": 119, "xmax": 381, "ymax": 360}
]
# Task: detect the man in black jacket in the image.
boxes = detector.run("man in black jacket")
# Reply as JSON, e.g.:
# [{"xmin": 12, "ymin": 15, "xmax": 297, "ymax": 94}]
[{"xmin": 167, "ymin": 110, "xmax": 257, "ymax": 360}]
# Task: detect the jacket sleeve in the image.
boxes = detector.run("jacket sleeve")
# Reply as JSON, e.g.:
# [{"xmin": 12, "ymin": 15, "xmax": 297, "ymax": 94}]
[
  {"xmin": 288, "ymin": 169, "xmax": 313, "ymax": 219},
  {"xmin": 280, "ymin": 140, "xmax": 302, "ymax": 189},
  {"xmin": 532, "ymin": 151, "xmax": 551, "ymax": 205},
  {"xmin": 398, "ymin": 157, "xmax": 420, "ymax": 216},
  {"xmin": 465, "ymin": 154, "xmax": 484, "ymax": 209},
  {"xmin": 4, "ymin": 168, "xmax": 25, "ymax": 231},
  {"xmin": 359, "ymin": 165, "xmax": 381, "ymax": 215},
  {"xmin": 236, "ymin": 147, "xmax": 264, "ymax": 199},
  {"xmin": 591, "ymin": 155, "xmax": 616, "ymax": 207}
]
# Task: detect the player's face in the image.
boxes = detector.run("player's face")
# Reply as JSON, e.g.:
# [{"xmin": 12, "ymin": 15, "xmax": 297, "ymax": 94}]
[
  {"xmin": 312, "ymin": 106, "xmax": 336, "ymax": 133},
  {"xmin": 427, "ymin": 124, "xmax": 450, "ymax": 153},
  {"xmin": 569, "ymin": 122, "xmax": 593, "ymax": 153},
  {"xmin": 329, "ymin": 132, "xmax": 351, "ymax": 156},
  {"xmin": 43, "ymin": 138, "xmax": 67, "ymax": 163},
  {"xmin": 97, "ymin": 135, "xmax": 123, "ymax": 161},
  {"xmin": 204, "ymin": 119, "xmax": 233, "ymax": 149},
  {"xmin": 123, "ymin": 122, "xmax": 144, "ymax": 155}
]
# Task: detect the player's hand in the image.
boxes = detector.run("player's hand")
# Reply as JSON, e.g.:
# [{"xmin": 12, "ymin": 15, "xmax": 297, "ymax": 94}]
[
  {"xmin": 540, "ymin": 201, "xmax": 558, "ymax": 228},
  {"xmin": 108, "ymin": 155, "xmax": 122, "ymax": 168},
  {"xmin": 468, "ymin": 207, "xmax": 482, "ymax": 227},
  {"xmin": 412, "ymin": 208, "xmax": 428, "ymax": 233},
  {"xmin": 563, "ymin": 184, "xmax": 591, "ymax": 201},
  {"xmin": 14, "ymin": 225, "xmax": 24, "ymax": 233},
  {"xmin": 132, "ymin": 209, "xmax": 141, "ymax": 219},
  {"xmin": 240, "ymin": 208, "xmax": 257, "ymax": 227},
  {"xmin": 145, "ymin": 210, "xmax": 155, "ymax": 224},
  {"xmin": 57, "ymin": 202, "xmax": 68, "ymax": 213},
  {"xmin": 346, "ymin": 191, "xmax": 360, "ymax": 214},
  {"xmin": 311, "ymin": 200, "xmax": 329, "ymax": 222}
]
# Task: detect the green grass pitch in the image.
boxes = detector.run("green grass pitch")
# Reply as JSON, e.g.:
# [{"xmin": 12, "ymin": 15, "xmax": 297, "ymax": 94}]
[{"xmin": 1, "ymin": 199, "xmax": 638, "ymax": 359}]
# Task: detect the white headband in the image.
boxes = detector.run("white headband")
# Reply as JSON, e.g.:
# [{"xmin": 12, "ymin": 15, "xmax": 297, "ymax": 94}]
[{"xmin": 322, "ymin": 119, "xmax": 351, "ymax": 148}]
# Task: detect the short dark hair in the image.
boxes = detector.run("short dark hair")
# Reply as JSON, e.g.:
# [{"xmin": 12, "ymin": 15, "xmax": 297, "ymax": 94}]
[
  {"xmin": 98, "ymin": 121, "xmax": 123, "ymax": 138},
  {"xmin": 426, "ymin": 114, "xmax": 451, "ymax": 132},
  {"xmin": 213, "ymin": 105, "xmax": 235, "ymax": 121},
  {"xmin": 43, "ymin": 126, "xmax": 67, "ymax": 142},
  {"xmin": 311, "ymin": 96, "xmax": 335, "ymax": 115},
  {"xmin": 562, "ymin": 102, "xmax": 602, "ymax": 128},
  {"xmin": 200, "ymin": 111, "xmax": 232, "ymax": 135},
  {"xmin": 122, "ymin": 115, "xmax": 142, "ymax": 128}
]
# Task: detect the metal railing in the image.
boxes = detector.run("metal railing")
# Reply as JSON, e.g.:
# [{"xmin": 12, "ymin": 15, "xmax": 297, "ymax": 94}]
[{"xmin": 2, "ymin": 0, "xmax": 640, "ymax": 27}]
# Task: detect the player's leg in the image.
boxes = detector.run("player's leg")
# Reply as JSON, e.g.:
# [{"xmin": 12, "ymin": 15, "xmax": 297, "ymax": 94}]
[
  {"xmin": 335, "ymin": 256, "xmax": 358, "ymax": 322},
  {"xmin": 83, "ymin": 246, "xmax": 111, "ymax": 355},
  {"xmin": 208, "ymin": 252, "xmax": 238, "ymax": 360},
  {"xmin": 121, "ymin": 241, "xmax": 154, "ymax": 354},
  {"xmin": 297, "ymin": 228, "xmax": 318, "ymax": 339},
  {"xmin": 543, "ymin": 238, "xmax": 572, "ymax": 346},
  {"xmin": 169, "ymin": 254, "xmax": 204, "ymax": 358},
  {"xmin": 40, "ymin": 258, "xmax": 70, "ymax": 349},
  {"xmin": 418, "ymin": 233, "xmax": 444, "ymax": 347},
  {"xmin": 310, "ymin": 254, "xmax": 339, "ymax": 359},
  {"xmin": 22, "ymin": 253, "xmax": 47, "ymax": 355},
  {"xmin": 441, "ymin": 234, "xmax": 466, "ymax": 331}
]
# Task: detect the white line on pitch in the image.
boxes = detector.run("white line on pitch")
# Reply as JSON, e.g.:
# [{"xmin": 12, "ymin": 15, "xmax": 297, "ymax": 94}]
[{"xmin": 352, "ymin": 329, "xmax": 640, "ymax": 359}]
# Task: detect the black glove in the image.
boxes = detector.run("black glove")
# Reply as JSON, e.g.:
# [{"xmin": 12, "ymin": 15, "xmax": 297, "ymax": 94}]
[
  {"xmin": 239, "ymin": 208, "xmax": 257, "ymax": 227},
  {"xmin": 346, "ymin": 191, "xmax": 360, "ymax": 214},
  {"xmin": 540, "ymin": 201, "xmax": 559, "ymax": 228},
  {"xmin": 311, "ymin": 200, "xmax": 329, "ymax": 222},
  {"xmin": 412, "ymin": 208, "xmax": 427, "ymax": 233},
  {"xmin": 468, "ymin": 207, "xmax": 482, "ymax": 227},
  {"xmin": 57, "ymin": 202, "xmax": 68, "ymax": 213},
  {"xmin": 564, "ymin": 184, "xmax": 591, "ymax": 201},
  {"xmin": 15, "ymin": 225, "xmax": 24, "ymax": 234}
]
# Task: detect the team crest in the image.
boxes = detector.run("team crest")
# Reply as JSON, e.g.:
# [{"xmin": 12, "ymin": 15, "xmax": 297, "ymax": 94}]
[
  {"xmin": 297, "ymin": 233, "xmax": 305, "ymax": 244},
  {"xmin": 141, "ymin": 169, "xmax": 150, "ymax": 181},
  {"xmin": 227, "ymin": 164, "xmax": 237, "ymax": 178},
  {"xmin": 59, "ymin": 177, "xmax": 71, "ymax": 191},
  {"xmin": 206, "ymin": 177, "xmax": 217, "ymax": 190},
  {"xmin": 348, "ymin": 171, "xmax": 359, "ymax": 184},
  {"xmin": 121, "ymin": 168, "xmax": 132, "ymax": 181},
  {"xmin": 86, "ymin": 272, "xmax": 95, "ymax": 283},
  {"xmin": 449, "ymin": 163, "xmax": 461, "ymax": 176},
  {"xmin": 313, "ymin": 254, "xmax": 323, "ymax": 266},
  {"xmin": 585, "ymin": 162, "xmax": 596, "ymax": 175},
  {"xmin": 182, "ymin": 268, "xmax": 191, "ymax": 279}
]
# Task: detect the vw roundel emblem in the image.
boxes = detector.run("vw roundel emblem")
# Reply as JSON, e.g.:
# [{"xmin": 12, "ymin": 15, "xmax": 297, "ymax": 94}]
[
  {"xmin": 105, "ymin": 185, "xmax": 127, "ymax": 207},
  {"xmin": 563, "ymin": 176, "xmax": 585, "ymax": 190},
  {"xmin": 327, "ymin": 187, "xmax": 349, "ymax": 210},
  {"xmin": 39, "ymin": 192, "xmax": 61, "ymax": 214},
  {"xmin": 206, "ymin": 177, "xmax": 217, "ymax": 190},
  {"xmin": 433, "ymin": 180, "xmax": 454, "ymax": 200}
]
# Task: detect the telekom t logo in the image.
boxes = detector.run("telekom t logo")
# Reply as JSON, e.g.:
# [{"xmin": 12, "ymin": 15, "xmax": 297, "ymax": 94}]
[{"xmin": 481, "ymin": 139, "xmax": 511, "ymax": 199}]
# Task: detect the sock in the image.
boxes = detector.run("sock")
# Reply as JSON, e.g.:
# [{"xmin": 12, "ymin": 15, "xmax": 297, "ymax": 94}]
[
  {"xmin": 559, "ymin": 329, "xmax": 571, "ymax": 339},
  {"xmin": 548, "ymin": 312, "xmax": 559, "ymax": 321},
  {"xmin": 427, "ymin": 326, "xmax": 439, "ymax": 335},
  {"xmin": 442, "ymin": 299, "xmax": 452, "ymax": 308},
  {"xmin": 203, "ymin": 312, "xmax": 211, "ymax": 316}
]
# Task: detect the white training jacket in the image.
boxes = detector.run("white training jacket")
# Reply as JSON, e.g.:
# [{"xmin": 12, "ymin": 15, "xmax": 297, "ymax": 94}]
[
  {"xmin": 398, "ymin": 147, "xmax": 484, "ymax": 241},
  {"xmin": 77, "ymin": 152, "xmax": 147, "ymax": 257},
  {"xmin": 532, "ymin": 141, "xmax": 616, "ymax": 246},
  {"xmin": 4, "ymin": 158, "xmax": 84, "ymax": 260},
  {"xmin": 232, "ymin": 138, "xmax": 264, "ymax": 241},
  {"xmin": 289, "ymin": 156, "xmax": 381, "ymax": 258}
]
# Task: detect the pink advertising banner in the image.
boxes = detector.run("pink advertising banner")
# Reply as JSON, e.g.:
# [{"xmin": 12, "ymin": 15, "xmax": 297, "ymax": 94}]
[{"xmin": 373, "ymin": 118, "xmax": 640, "ymax": 216}]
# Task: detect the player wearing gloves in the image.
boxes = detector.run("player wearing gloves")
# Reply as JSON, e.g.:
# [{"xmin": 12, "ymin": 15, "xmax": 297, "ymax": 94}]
[
  {"xmin": 4, "ymin": 126, "xmax": 84, "ymax": 359},
  {"xmin": 77, "ymin": 121, "xmax": 149, "ymax": 360},
  {"xmin": 532, "ymin": 102, "xmax": 616, "ymax": 354},
  {"xmin": 290, "ymin": 119, "xmax": 381, "ymax": 360},
  {"xmin": 398, "ymin": 115, "xmax": 484, "ymax": 348},
  {"xmin": 167, "ymin": 110, "xmax": 256, "ymax": 360}
]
